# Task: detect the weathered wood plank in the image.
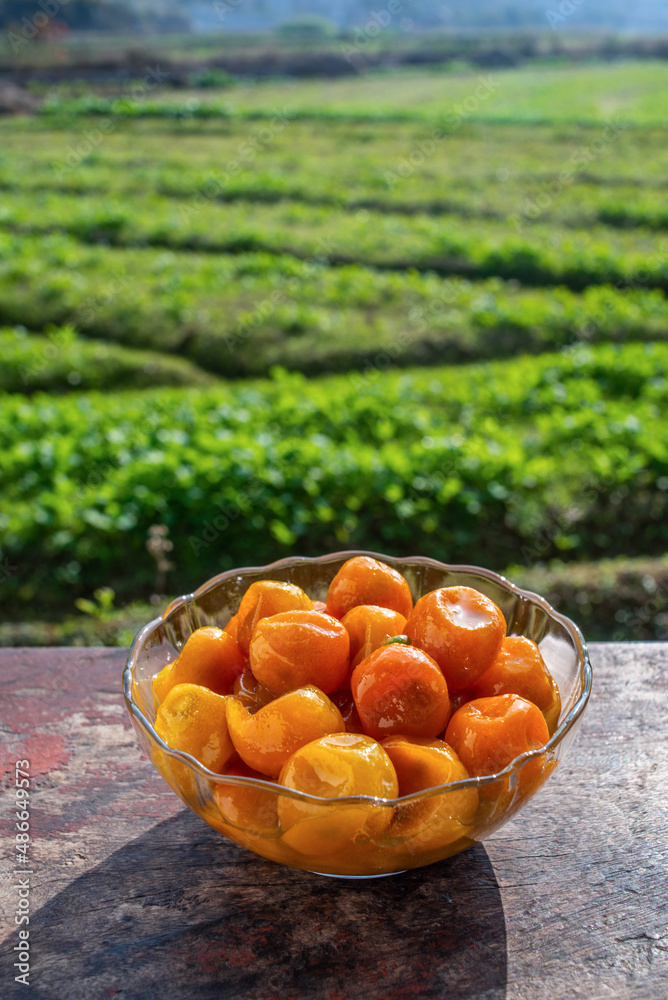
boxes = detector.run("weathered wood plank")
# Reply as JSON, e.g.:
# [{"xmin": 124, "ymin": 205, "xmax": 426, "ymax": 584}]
[
  {"xmin": 488, "ymin": 642, "xmax": 668, "ymax": 1000},
  {"xmin": 0, "ymin": 644, "xmax": 666, "ymax": 999}
]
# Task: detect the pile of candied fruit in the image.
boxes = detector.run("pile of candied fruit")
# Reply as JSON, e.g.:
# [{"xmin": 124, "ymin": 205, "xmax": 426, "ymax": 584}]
[{"xmin": 151, "ymin": 556, "xmax": 560, "ymax": 865}]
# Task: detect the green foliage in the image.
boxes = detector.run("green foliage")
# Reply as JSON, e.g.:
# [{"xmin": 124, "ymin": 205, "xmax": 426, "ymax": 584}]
[
  {"xmin": 0, "ymin": 63, "xmax": 666, "ymax": 639},
  {"xmin": 511, "ymin": 555, "xmax": 668, "ymax": 642},
  {"xmin": 1, "ymin": 184, "xmax": 665, "ymax": 294},
  {"xmin": 187, "ymin": 69, "xmax": 237, "ymax": 90},
  {"xmin": 75, "ymin": 586, "xmax": 116, "ymax": 620},
  {"xmin": 1, "ymin": 342, "xmax": 667, "ymax": 615},
  {"xmin": 37, "ymin": 61, "xmax": 668, "ymax": 126},
  {"xmin": 0, "ymin": 0, "xmax": 142, "ymax": 33},
  {"xmin": 0, "ymin": 599, "xmax": 157, "ymax": 648},
  {"xmin": 0, "ymin": 326, "xmax": 214, "ymax": 392},
  {"xmin": 0, "ymin": 233, "xmax": 667, "ymax": 380},
  {"xmin": 3, "ymin": 119, "xmax": 668, "ymax": 227}
]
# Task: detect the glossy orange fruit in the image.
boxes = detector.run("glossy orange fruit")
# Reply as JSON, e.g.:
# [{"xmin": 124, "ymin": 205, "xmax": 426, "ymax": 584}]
[
  {"xmin": 469, "ymin": 635, "xmax": 561, "ymax": 735},
  {"xmin": 154, "ymin": 683, "xmax": 236, "ymax": 800},
  {"xmin": 212, "ymin": 760, "xmax": 279, "ymax": 838},
  {"xmin": 341, "ymin": 604, "xmax": 408, "ymax": 669},
  {"xmin": 223, "ymin": 611, "xmax": 241, "ymax": 642},
  {"xmin": 325, "ymin": 556, "xmax": 413, "ymax": 621},
  {"xmin": 405, "ymin": 586, "xmax": 506, "ymax": 691},
  {"xmin": 351, "ymin": 643, "xmax": 450, "ymax": 741},
  {"xmin": 249, "ymin": 609, "xmax": 350, "ymax": 695},
  {"xmin": 152, "ymin": 626, "xmax": 245, "ymax": 705},
  {"xmin": 381, "ymin": 735, "xmax": 478, "ymax": 845},
  {"xmin": 226, "ymin": 686, "xmax": 345, "ymax": 778},
  {"xmin": 444, "ymin": 693, "xmax": 549, "ymax": 778},
  {"xmin": 277, "ymin": 733, "xmax": 398, "ymax": 855},
  {"xmin": 236, "ymin": 580, "xmax": 314, "ymax": 656}
]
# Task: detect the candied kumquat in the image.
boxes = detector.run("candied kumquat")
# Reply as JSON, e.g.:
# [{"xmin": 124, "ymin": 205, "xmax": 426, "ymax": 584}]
[
  {"xmin": 381, "ymin": 736, "xmax": 478, "ymax": 844},
  {"xmin": 405, "ymin": 586, "xmax": 506, "ymax": 691},
  {"xmin": 249, "ymin": 609, "xmax": 350, "ymax": 695},
  {"xmin": 226, "ymin": 685, "xmax": 345, "ymax": 778},
  {"xmin": 152, "ymin": 626, "xmax": 245, "ymax": 706},
  {"xmin": 351, "ymin": 643, "xmax": 450, "ymax": 741},
  {"xmin": 277, "ymin": 733, "xmax": 398, "ymax": 854},
  {"xmin": 325, "ymin": 556, "xmax": 413, "ymax": 621},
  {"xmin": 154, "ymin": 683, "xmax": 236, "ymax": 799},
  {"xmin": 212, "ymin": 760, "xmax": 280, "ymax": 838},
  {"xmin": 445, "ymin": 693, "xmax": 549, "ymax": 778},
  {"xmin": 236, "ymin": 580, "xmax": 314, "ymax": 656},
  {"xmin": 223, "ymin": 611, "xmax": 241, "ymax": 642},
  {"xmin": 381, "ymin": 736, "xmax": 470, "ymax": 796},
  {"xmin": 341, "ymin": 604, "xmax": 408, "ymax": 669},
  {"xmin": 469, "ymin": 635, "xmax": 561, "ymax": 735}
]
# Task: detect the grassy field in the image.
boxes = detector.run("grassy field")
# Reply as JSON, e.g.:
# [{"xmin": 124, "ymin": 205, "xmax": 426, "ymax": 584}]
[
  {"xmin": 1, "ymin": 60, "xmax": 667, "ymax": 643},
  {"xmin": 33, "ymin": 60, "xmax": 668, "ymax": 124}
]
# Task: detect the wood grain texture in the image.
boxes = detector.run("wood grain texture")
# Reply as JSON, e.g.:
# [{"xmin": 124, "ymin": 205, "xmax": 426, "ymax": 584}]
[
  {"xmin": 487, "ymin": 642, "xmax": 668, "ymax": 1000},
  {"xmin": 0, "ymin": 644, "xmax": 666, "ymax": 999}
]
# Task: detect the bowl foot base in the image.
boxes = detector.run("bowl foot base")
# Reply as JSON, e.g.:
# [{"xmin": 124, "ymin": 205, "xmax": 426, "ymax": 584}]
[{"xmin": 310, "ymin": 870, "xmax": 407, "ymax": 879}]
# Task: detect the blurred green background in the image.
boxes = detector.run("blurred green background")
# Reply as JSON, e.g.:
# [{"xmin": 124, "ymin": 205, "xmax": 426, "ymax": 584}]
[{"xmin": 0, "ymin": 4, "xmax": 667, "ymax": 644}]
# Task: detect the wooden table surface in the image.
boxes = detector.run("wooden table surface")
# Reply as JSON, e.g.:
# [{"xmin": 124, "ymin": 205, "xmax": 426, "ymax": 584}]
[{"xmin": 1, "ymin": 643, "xmax": 666, "ymax": 999}]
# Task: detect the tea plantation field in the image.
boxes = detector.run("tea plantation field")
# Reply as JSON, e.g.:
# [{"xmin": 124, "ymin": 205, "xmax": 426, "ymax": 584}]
[{"xmin": 1, "ymin": 61, "xmax": 667, "ymax": 642}]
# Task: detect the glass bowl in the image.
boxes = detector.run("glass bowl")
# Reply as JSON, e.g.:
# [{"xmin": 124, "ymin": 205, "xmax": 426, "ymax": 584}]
[{"xmin": 123, "ymin": 551, "xmax": 592, "ymax": 878}]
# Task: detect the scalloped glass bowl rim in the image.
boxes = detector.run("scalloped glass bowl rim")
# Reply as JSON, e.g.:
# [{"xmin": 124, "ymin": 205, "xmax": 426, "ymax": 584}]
[{"xmin": 123, "ymin": 550, "xmax": 592, "ymax": 807}]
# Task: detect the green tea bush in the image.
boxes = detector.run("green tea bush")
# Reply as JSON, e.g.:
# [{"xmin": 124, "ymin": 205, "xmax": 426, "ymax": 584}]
[
  {"xmin": 2, "ymin": 188, "xmax": 666, "ymax": 292},
  {"xmin": 1, "ymin": 232, "xmax": 667, "ymax": 380},
  {"xmin": 2, "ymin": 120, "xmax": 668, "ymax": 229},
  {"xmin": 1, "ymin": 342, "xmax": 666, "ymax": 614},
  {"xmin": 511, "ymin": 555, "xmax": 668, "ymax": 643},
  {"xmin": 0, "ymin": 326, "xmax": 215, "ymax": 393}
]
